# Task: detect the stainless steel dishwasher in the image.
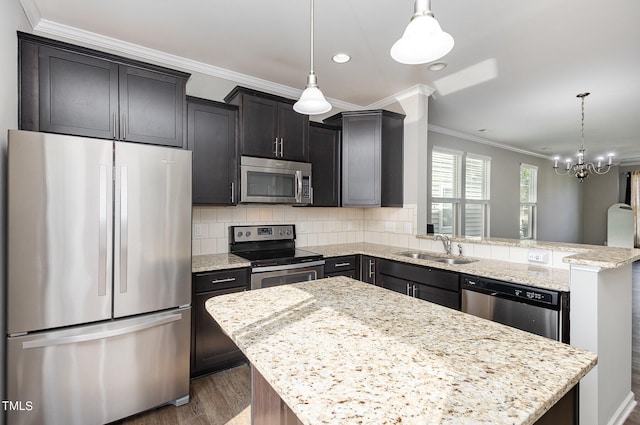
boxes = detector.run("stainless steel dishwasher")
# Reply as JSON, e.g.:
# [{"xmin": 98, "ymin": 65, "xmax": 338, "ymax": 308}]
[{"xmin": 461, "ymin": 275, "xmax": 569, "ymax": 343}]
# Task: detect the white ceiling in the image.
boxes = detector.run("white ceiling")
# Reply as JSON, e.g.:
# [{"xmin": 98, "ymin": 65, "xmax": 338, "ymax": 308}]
[{"xmin": 18, "ymin": 0, "xmax": 640, "ymax": 164}]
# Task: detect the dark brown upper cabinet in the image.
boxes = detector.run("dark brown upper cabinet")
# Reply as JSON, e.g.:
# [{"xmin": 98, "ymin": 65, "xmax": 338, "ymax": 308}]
[
  {"xmin": 324, "ymin": 110, "xmax": 405, "ymax": 207},
  {"xmin": 309, "ymin": 122, "xmax": 341, "ymax": 207},
  {"xmin": 187, "ymin": 96, "xmax": 238, "ymax": 205},
  {"xmin": 224, "ymin": 86, "xmax": 309, "ymax": 162},
  {"xmin": 19, "ymin": 32, "xmax": 189, "ymax": 148}
]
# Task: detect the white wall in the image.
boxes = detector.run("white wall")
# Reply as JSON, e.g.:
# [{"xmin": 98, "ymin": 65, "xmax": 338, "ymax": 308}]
[
  {"xmin": 1, "ymin": 0, "xmax": 33, "ymax": 418},
  {"xmin": 425, "ymin": 130, "xmax": 583, "ymax": 242},
  {"xmin": 582, "ymin": 166, "xmax": 620, "ymax": 245}
]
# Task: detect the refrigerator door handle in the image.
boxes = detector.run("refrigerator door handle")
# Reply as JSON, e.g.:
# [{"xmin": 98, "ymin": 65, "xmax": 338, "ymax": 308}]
[
  {"xmin": 119, "ymin": 166, "xmax": 129, "ymax": 294},
  {"xmin": 21, "ymin": 313, "xmax": 184, "ymax": 349},
  {"xmin": 98, "ymin": 165, "xmax": 108, "ymax": 296}
]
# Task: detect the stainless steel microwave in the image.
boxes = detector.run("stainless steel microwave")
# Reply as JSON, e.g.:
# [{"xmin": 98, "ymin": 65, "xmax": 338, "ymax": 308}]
[{"xmin": 240, "ymin": 156, "xmax": 312, "ymax": 205}]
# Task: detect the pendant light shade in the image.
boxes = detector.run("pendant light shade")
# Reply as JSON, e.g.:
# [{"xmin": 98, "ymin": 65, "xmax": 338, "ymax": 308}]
[
  {"xmin": 391, "ymin": 0, "xmax": 454, "ymax": 65},
  {"xmin": 294, "ymin": 0, "xmax": 332, "ymax": 115}
]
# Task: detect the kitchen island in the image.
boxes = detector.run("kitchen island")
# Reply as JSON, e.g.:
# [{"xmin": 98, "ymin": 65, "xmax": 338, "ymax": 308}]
[{"xmin": 207, "ymin": 276, "xmax": 597, "ymax": 425}]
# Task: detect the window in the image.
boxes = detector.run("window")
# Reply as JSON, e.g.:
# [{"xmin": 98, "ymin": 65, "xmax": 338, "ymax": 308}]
[
  {"xmin": 431, "ymin": 149, "xmax": 461, "ymax": 236},
  {"xmin": 520, "ymin": 164, "xmax": 538, "ymax": 239},
  {"xmin": 431, "ymin": 149, "xmax": 490, "ymax": 237},
  {"xmin": 464, "ymin": 155, "xmax": 491, "ymax": 237}
]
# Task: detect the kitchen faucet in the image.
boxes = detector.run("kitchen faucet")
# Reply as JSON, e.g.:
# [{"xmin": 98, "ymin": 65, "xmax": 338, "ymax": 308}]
[{"xmin": 433, "ymin": 234, "xmax": 452, "ymax": 256}]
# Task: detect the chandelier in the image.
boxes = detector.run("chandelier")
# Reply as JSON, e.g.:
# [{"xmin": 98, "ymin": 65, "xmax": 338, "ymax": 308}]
[{"xmin": 553, "ymin": 92, "xmax": 613, "ymax": 182}]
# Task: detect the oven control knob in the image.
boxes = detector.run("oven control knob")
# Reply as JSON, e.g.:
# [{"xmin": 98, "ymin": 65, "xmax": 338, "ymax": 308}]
[
  {"xmin": 278, "ymin": 230, "xmax": 283, "ymax": 235},
  {"xmin": 245, "ymin": 231, "xmax": 251, "ymax": 237},
  {"xmin": 286, "ymin": 230, "xmax": 292, "ymax": 235},
  {"xmin": 237, "ymin": 231, "xmax": 243, "ymax": 238}
]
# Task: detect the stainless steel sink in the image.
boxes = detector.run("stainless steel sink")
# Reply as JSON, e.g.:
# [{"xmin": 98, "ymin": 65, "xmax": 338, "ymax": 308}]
[
  {"xmin": 395, "ymin": 251, "xmax": 444, "ymax": 261},
  {"xmin": 395, "ymin": 251, "xmax": 477, "ymax": 265},
  {"xmin": 433, "ymin": 258, "xmax": 477, "ymax": 265}
]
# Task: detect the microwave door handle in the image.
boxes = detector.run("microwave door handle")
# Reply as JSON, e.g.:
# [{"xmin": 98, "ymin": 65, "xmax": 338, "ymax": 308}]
[{"xmin": 295, "ymin": 170, "xmax": 302, "ymax": 203}]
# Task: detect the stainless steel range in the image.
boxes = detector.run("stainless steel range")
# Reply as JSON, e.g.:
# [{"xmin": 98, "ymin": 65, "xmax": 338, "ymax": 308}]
[{"xmin": 229, "ymin": 224, "xmax": 325, "ymax": 290}]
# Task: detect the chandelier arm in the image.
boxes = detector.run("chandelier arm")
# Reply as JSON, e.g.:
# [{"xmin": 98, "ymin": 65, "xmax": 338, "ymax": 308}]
[{"xmin": 554, "ymin": 167, "xmax": 572, "ymax": 176}]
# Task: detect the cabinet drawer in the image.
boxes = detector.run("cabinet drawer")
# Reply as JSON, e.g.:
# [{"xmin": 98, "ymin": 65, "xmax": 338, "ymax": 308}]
[
  {"xmin": 194, "ymin": 268, "xmax": 249, "ymax": 293},
  {"xmin": 377, "ymin": 259, "xmax": 459, "ymax": 292},
  {"xmin": 324, "ymin": 255, "xmax": 357, "ymax": 274},
  {"xmin": 414, "ymin": 283, "xmax": 460, "ymax": 310}
]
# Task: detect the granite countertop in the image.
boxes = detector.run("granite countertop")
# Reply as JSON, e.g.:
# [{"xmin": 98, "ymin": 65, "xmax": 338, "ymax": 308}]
[
  {"xmin": 307, "ymin": 242, "xmax": 571, "ymax": 291},
  {"xmin": 415, "ymin": 234, "xmax": 640, "ymax": 268},
  {"xmin": 192, "ymin": 253, "xmax": 250, "ymax": 273},
  {"xmin": 207, "ymin": 277, "xmax": 597, "ymax": 425},
  {"xmin": 193, "ymin": 238, "xmax": 640, "ymax": 291}
]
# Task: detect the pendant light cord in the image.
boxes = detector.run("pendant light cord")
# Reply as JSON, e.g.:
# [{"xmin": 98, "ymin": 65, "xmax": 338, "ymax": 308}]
[
  {"xmin": 580, "ymin": 95, "xmax": 585, "ymax": 151},
  {"xmin": 310, "ymin": 0, "xmax": 314, "ymax": 75}
]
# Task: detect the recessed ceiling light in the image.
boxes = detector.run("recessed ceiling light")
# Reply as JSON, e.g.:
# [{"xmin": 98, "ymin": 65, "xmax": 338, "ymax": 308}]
[
  {"xmin": 332, "ymin": 53, "xmax": 351, "ymax": 64},
  {"xmin": 427, "ymin": 62, "xmax": 447, "ymax": 71}
]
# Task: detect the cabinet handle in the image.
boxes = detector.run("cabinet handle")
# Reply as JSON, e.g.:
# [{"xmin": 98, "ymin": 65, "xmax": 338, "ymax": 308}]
[
  {"xmin": 280, "ymin": 138, "xmax": 284, "ymax": 157},
  {"xmin": 122, "ymin": 115, "xmax": 127, "ymax": 140},
  {"xmin": 113, "ymin": 113, "xmax": 117, "ymax": 139},
  {"xmin": 406, "ymin": 283, "xmax": 411, "ymax": 296},
  {"xmin": 274, "ymin": 137, "xmax": 279, "ymax": 157},
  {"xmin": 230, "ymin": 182, "xmax": 235, "ymax": 203},
  {"xmin": 368, "ymin": 260, "xmax": 374, "ymax": 278},
  {"xmin": 334, "ymin": 262, "xmax": 351, "ymax": 267},
  {"xmin": 412, "ymin": 284, "xmax": 418, "ymax": 298},
  {"xmin": 210, "ymin": 277, "xmax": 236, "ymax": 285}
]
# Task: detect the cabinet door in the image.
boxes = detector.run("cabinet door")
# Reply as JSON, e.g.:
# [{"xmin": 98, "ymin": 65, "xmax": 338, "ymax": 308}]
[
  {"xmin": 309, "ymin": 124, "xmax": 340, "ymax": 206},
  {"xmin": 38, "ymin": 46, "xmax": 119, "ymax": 139},
  {"xmin": 278, "ymin": 102, "xmax": 309, "ymax": 161},
  {"xmin": 241, "ymin": 95, "xmax": 279, "ymax": 158},
  {"xmin": 119, "ymin": 65, "xmax": 185, "ymax": 147},
  {"xmin": 193, "ymin": 289, "xmax": 245, "ymax": 376},
  {"xmin": 187, "ymin": 100, "xmax": 237, "ymax": 205},
  {"xmin": 342, "ymin": 114, "xmax": 381, "ymax": 206}
]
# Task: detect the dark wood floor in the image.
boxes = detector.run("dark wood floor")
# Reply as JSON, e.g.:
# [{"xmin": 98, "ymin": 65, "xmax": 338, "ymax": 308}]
[
  {"xmin": 112, "ymin": 365, "xmax": 252, "ymax": 425},
  {"xmin": 116, "ymin": 261, "xmax": 640, "ymax": 425}
]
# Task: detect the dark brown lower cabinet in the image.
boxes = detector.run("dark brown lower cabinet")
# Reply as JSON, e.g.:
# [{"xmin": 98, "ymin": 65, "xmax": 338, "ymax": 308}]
[
  {"xmin": 191, "ymin": 268, "xmax": 249, "ymax": 378},
  {"xmin": 324, "ymin": 255, "xmax": 357, "ymax": 279},
  {"xmin": 376, "ymin": 259, "xmax": 460, "ymax": 310}
]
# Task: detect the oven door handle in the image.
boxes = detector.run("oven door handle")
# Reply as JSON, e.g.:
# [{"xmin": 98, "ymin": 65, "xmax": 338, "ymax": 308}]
[{"xmin": 252, "ymin": 260, "xmax": 325, "ymax": 273}]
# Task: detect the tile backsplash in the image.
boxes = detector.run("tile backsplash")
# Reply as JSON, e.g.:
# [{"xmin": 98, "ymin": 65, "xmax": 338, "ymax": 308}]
[{"xmin": 192, "ymin": 204, "xmax": 417, "ymax": 255}]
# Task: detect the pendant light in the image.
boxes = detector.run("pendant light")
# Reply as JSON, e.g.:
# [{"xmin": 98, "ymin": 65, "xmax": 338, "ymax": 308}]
[
  {"xmin": 390, "ymin": 0, "xmax": 454, "ymax": 65},
  {"xmin": 294, "ymin": 0, "xmax": 332, "ymax": 115}
]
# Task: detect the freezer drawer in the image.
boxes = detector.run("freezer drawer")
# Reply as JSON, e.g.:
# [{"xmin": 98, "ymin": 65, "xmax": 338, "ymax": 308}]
[{"xmin": 6, "ymin": 308, "xmax": 191, "ymax": 425}]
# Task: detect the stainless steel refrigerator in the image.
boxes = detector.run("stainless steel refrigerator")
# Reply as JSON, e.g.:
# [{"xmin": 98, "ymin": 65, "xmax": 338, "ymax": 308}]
[{"xmin": 6, "ymin": 130, "xmax": 192, "ymax": 425}]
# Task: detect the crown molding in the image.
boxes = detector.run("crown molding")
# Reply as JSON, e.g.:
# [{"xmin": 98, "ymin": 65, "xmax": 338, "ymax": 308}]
[
  {"xmin": 18, "ymin": 0, "xmax": 41, "ymax": 28},
  {"xmin": 30, "ymin": 18, "xmax": 362, "ymax": 111},
  {"xmin": 366, "ymin": 84, "xmax": 435, "ymax": 109},
  {"xmin": 428, "ymin": 124, "xmax": 550, "ymax": 160}
]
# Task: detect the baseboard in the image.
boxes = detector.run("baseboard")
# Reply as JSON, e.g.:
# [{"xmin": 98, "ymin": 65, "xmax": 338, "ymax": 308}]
[{"xmin": 607, "ymin": 391, "xmax": 636, "ymax": 425}]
